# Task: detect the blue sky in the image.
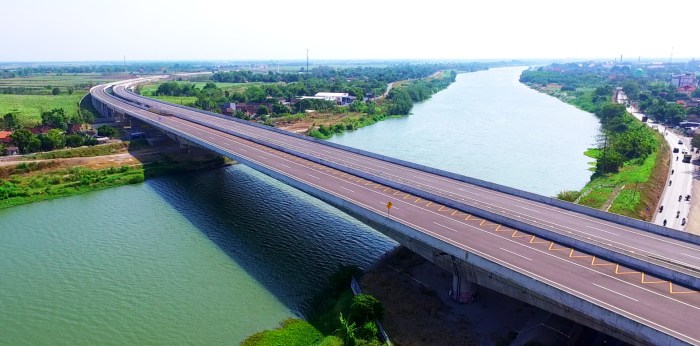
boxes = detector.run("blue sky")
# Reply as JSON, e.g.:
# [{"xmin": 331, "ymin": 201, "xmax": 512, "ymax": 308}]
[{"xmin": 3, "ymin": 0, "xmax": 699, "ymax": 62}]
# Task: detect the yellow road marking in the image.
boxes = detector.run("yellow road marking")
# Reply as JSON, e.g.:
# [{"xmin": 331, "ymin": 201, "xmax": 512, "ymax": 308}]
[
  {"xmin": 615, "ymin": 265, "xmax": 640, "ymax": 275},
  {"xmin": 530, "ymin": 236, "xmax": 548, "ymax": 244},
  {"xmin": 669, "ymin": 283, "xmax": 697, "ymax": 294},
  {"xmin": 512, "ymin": 230, "xmax": 529, "ymax": 238},
  {"xmin": 641, "ymin": 273, "xmax": 666, "ymax": 284},
  {"xmin": 591, "ymin": 257, "xmax": 615, "ymax": 266},
  {"xmin": 438, "ymin": 206, "xmax": 446, "ymax": 211},
  {"xmin": 548, "ymin": 242, "xmax": 568, "ymax": 251},
  {"xmin": 568, "ymin": 249, "xmax": 591, "ymax": 258},
  {"xmin": 414, "ymin": 197, "xmax": 421, "ymax": 203},
  {"xmin": 403, "ymin": 194, "xmax": 413, "ymax": 199},
  {"xmin": 426, "ymin": 202, "xmax": 432, "ymax": 207}
]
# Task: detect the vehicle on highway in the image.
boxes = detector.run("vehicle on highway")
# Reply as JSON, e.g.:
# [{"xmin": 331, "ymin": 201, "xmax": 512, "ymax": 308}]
[
  {"xmin": 673, "ymin": 148, "xmax": 680, "ymax": 153},
  {"xmin": 678, "ymin": 140, "xmax": 684, "ymax": 144},
  {"xmin": 683, "ymin": 154, "xmax": 692, "ymax": 163}
]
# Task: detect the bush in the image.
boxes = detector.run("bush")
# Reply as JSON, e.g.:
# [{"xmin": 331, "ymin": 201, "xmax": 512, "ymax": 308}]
[
  {"xmin": 349, "ymin": 294, "xmax": 383, "ymax": 324},
  {"xmin": 556, "ymin": 190, "xmax": 580, "ymax": 202},
  {"xmin": 97, "ymin": 125, "xmax": 118, "ymax": 138},
  {"xmin": 355, "ymin": 321, "xmax": 378, "ymax": 340}
]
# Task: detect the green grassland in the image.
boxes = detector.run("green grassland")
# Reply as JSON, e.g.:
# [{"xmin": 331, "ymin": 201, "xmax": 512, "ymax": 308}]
[
  {"xmin": 0, "ymin": 93, "xmax": 85, "ymax": 127},
  {"xmin": 147, "ymin": 95, "xmax": 199, "ymax": 105},
  {"xmin": 0, "ymin": 73, "xmax": 128, "ymax": 127},
  {"xmin": 140, "ymin": 81, "xmax": 253, "ymax": 96},
  {"xmin": 0, "ymin": 73, "xmax": 123, "ymax": 95}
]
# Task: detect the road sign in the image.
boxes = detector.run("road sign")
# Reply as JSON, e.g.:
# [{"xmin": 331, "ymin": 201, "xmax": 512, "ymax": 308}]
[{"xmin": 386, "ymin": 202, "xmax": 393, "ymax": 209}]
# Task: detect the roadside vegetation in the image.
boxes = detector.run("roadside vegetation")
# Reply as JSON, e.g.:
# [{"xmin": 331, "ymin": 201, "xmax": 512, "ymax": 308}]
[
  {"xmin": 521, "ymin": 64, "xmax": 675, "ymax": 220},
  {"xmin": 243, "ymin": 266, "xmax": 385, "ymax": 346}
]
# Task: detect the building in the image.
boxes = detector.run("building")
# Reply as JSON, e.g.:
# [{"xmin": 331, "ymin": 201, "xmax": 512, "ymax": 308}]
[
  {"xmin": 29, "ymin": 125, "xmax": 52, "ymax": 135},
  {"xmin": 220, "ymin": 102, "xmax": 273, "ymax": 117},
  {"xmin": 313, "ymin": 92, "xmax": 356, "ymax": 105},
  {"xmin": 0, "ymin": 131, "xmax": 12, "ymax": 145},
  {"xmin": 671, "ymin": 73, "xmax": 697, "ymax": 88},
  {"xmin": 3, "ymin": 145, "xmax": 18, "ymax": 156},
  {"xmin": 677, "ymin": 84, "xmax": 697, "ymax": 96}
]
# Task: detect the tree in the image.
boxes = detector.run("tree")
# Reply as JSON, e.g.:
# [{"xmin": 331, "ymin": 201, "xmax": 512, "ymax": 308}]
[
  {"xmin": 272, "ymin": 103, "xmax": 291, "ymax": 115},
  {"xmin": 41, "ymin": 108, "xmax": 69, "ymax": 130},
  {"xmin": 692, "ymin": 88, "xmax": 700, "ymax": 98},
  {"xmin": 51, "ymin": 87, "xmax": 61, "ymax": 95},
  {"xmin": 46, "ymin": 129, "xmax": 66, "ymax": 150},
  {"xmin": 334, "ymin": 313, "xmax": 357, "ymax": 346},
  {"xmin": 256, "ymin": 105, "xmax": 269, "ymax": 116},
  {"xmin": 10, "ymin": 129, "xmax": 38, "ymax": 154},
  {"xmin": 65, "ymin": 134, "xmax": 85, "ymax": 147},
  {"xmin": 1, "ymin": 112, "xmax": 21, "ymax": 130},
  {"xmin": 692, "ymin": 133, "xmax": 700, "ymax": 150},
  {"xmin": 349, "ymin": 294, "xmax": 384, "ymax": 324},
  {"xmin": 97, "ymin": 125, "xmax": 118, "ymax": 138}
]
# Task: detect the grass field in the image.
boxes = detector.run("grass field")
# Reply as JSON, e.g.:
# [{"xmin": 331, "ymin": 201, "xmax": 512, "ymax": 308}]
[
  {"xmin": 0, "ymin": 73, "xmax": 127, "ymax": 95},
  {"xmin": 140, "ymin": 81, "xmax": 254, "ymax": 96},
  {"xmin": 148, "ymin": 95, "xmax": 198, "ymax": 105},
  {"xmin": 0, "ymin": 93, "xmax": 85, "ymax": 127}
]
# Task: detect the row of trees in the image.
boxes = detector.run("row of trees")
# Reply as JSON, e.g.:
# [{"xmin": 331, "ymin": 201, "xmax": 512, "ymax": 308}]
[
  {"xmin": 10, "ymin": 129, "xmax": 98, "ymax": 154},
  {"xmin": 40, "ymin": 108, "xmax": 94, "ymax": 131},
  {"xmin": 596, "ymin": 103, "xmax": 657, "ymax": 173}
]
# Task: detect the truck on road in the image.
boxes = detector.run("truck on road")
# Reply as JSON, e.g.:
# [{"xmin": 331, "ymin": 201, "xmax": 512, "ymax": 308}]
[{"xmin": 683, "ymin": 154, "xmax": 692, "ymax": 163}]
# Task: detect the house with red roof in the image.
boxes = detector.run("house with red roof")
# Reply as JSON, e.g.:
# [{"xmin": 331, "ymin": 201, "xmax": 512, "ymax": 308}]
[
  {"xmin": 0, "ymin": 131, "xmax": 12, "ymax": 144},
  {"xmin": 678, "ymin": 84, "xmax": 697, "ymax": 96}
]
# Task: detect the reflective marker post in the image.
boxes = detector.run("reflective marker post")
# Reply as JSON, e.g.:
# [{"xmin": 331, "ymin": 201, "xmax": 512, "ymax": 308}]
[{"xmin": 386, "ymin": 201, "xmax": 393, "ymax": 216}]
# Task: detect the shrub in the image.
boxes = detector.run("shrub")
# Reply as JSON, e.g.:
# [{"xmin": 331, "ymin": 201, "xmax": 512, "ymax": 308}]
[
  {"xmin": 356, "ymin": 321, "xmax": 378, "ymax": 340},
  {"xmin": 349, "ymin": 294, "xmax": 383, "ymax": 324}
]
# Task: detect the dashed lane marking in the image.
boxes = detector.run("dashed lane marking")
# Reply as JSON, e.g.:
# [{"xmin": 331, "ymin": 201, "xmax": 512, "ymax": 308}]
[
  {"xmin": 500, "ymin": 248, "xmax": 533, "ymax": 261},
  {"xmin": 593, "ymin": 283, "xmax": 638, "ymax": 301}
]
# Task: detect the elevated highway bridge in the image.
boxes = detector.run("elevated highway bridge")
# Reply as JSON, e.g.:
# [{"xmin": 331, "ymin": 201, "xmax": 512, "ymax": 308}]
[{"xmin": 91, "ymin": 78, "xmax": 700, "ymax": 345}]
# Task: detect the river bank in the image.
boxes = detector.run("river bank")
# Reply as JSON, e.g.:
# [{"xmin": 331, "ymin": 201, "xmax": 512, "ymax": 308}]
[
  {"xmin": 524, "ymin": 83, "xmax": 666, "ymax": 221},
  {"xmin": 0, "ymin": 139, "xmax": 228, "ymax": 209}
]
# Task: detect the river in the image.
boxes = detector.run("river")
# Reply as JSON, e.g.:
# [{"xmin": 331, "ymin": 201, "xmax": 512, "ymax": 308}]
[{"xmin": 0, "ymin": 66, "xmax": 600, "ymax": 344}]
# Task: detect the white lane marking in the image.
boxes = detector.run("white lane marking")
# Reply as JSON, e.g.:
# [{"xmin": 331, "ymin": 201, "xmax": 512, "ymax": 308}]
[
  {"xmin": 593, "ymin": 283, "xmax": 638, "ymax": 302},
  {"xmin": 279, "ymin": 163, "xmax": 291, "ymax": 169},
  {"xmin": 433, "ymin": 222, "xmax": 459, "ymax": 233},
  {"xmin": 239, "ymin": 148, "xmax": 247, "ymax": 152},
  {"xmin": 307, "ymin": 174, "xmax": 321, "ymax": 180},
  {"xmin": 338, "ymin": 186, "xmax": 355, "ymax": 193},
  {"xmin": 586, "ymin": 225, "xmax": 620, "ymax": 236},
  {"xmin": 516, "ymin": 205, "xmax": 540, "ymax": 213},
  {"xmin": 681, "ymin": 252, "xmax": 700, "ymax": 261},
  {"xmin": 500, "ymin": 248, "xmax": 532, "ymax": 261}
]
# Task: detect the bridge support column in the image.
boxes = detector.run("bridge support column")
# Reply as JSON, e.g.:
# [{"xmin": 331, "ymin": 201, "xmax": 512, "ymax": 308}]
[{"xmin": 449, "ymin": 257, "xmax": 479, "ymax": 303}]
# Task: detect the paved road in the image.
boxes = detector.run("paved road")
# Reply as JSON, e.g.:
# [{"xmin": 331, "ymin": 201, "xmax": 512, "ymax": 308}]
[
  {"xmin": 627, "ymin": 107, "xmax": 694, "ymax": 230},
  {"xmin": 92, "ymin": 82, "xmax": 700, "ymax": 344}
]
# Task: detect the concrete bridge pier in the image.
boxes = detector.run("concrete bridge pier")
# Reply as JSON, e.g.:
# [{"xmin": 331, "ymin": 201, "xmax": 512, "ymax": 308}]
[{"xmin": 450, "ymin": 256, "xmax": 479, "ymax": 303}]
